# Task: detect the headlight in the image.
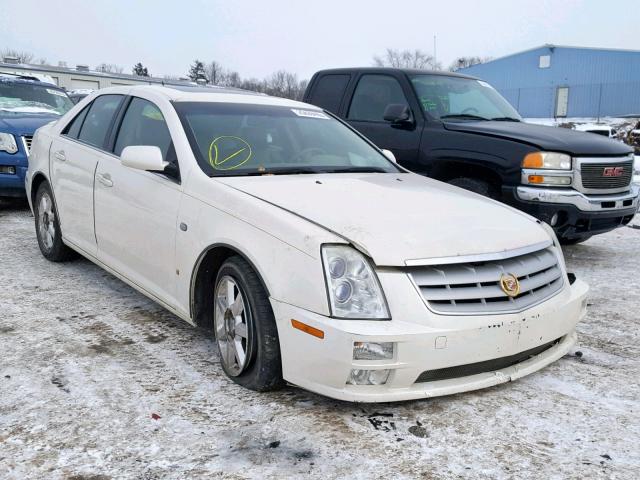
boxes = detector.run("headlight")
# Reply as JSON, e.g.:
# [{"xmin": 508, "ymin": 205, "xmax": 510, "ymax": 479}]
[
  {"xmin": 539, "ymin": 221, "xmax": 567, "ymax": 271},
  {"xmin": 0, "ymin": 132, "xmax": 18, "ymax": 154},
  {"xmin": 522, "ymin": 152, "xmax": 572, "ymax": 170},
  {"xmin": 321, "ymin": 245, "xmax": 390, "ymax": 319},
  {"xmin": 633, "ymin": 155, "xmax": 640, "ymax": 185}
]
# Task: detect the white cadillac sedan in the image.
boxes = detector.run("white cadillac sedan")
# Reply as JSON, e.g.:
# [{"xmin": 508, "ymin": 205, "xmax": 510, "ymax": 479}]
[{"xmin": 26, "ymin": 85, "xmax": 588, "ymax": 402}]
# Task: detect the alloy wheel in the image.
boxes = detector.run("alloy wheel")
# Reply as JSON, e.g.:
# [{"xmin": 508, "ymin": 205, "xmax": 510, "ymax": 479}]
[{"xmin": 214, "ymin": 275, "xmax": 253, "ymax": 376}]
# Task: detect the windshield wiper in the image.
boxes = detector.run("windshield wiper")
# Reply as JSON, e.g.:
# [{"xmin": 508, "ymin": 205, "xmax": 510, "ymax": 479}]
[
  {"xmin": 440, "ymin": 114, "xmax": 489, "ymax": 121},
  {"xmin": 490, "ymin": 117, "xmax": 521, "ymax": 122},
  {"xmin": 212, "ymin": 166, "xmax": 392, "ymax": 177}
]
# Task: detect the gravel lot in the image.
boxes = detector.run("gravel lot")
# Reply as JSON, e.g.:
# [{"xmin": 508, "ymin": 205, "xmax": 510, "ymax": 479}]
[{"xmin": 1, "ymin": 200, "xmax": 639, "ymax": 480}]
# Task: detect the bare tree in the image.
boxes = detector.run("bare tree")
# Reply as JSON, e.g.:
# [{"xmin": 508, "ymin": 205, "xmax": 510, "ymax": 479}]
[
  {"xmin": 373, "ymin": 48, "xmax": 441, "ymax": 70},
  {"xmin": 448, "ymin": 56, "xmax": 492, "ymax": 72},
  {"xmin": 1, "ymin": 48, "xmax": 34, "ymax": 64},
  {"xmin": 96, "ymin": 63, "xmax": 124, "ymax": 74},
  {"xmin": 206, "ymin": 61, "xmax": 226, "ymax": 85}
]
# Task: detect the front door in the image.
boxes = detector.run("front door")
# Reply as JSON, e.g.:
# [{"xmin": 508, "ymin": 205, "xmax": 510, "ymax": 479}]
[{"xmin": 345, "ymin": 73, "xmax": 421, "ymax": 164}]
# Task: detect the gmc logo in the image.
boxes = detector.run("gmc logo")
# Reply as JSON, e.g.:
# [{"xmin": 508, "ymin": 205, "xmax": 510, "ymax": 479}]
[{"xmin": 602, "ymin": 167, "xmax": 624, "ymax": 177}]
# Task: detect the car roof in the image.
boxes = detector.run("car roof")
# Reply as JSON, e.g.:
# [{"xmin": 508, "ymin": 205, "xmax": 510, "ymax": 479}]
[
  {"xmin": 0, "ymin": 73, "xmax": 66, "ymax": 89},
  {"xmin": 311, "ymin": 67, "xmax": 478, "ymax": 80},
  {"xmin": 92, "ymin": 84, "xmax": 317, "ymax": 109}
]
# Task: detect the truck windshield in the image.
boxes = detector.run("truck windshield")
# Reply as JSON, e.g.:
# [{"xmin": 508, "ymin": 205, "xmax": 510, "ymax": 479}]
[
  {"xmin": 410, "ymin": 75, "xmax": 521, "ymax": 122},
  {"xmin": 0, "ymin": 80, "xmax": 73, "ymax": 115},
  {"xmin": 175, "ymin": 102, "xmax": 401, "ymax": 176}
]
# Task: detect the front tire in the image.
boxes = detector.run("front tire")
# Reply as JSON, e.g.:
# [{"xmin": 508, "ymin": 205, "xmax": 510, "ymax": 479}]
[
  {"xmin": 34, "ymin": 183, "xmax": 76, "ymax": 262},
  {"xmin": 213, "ymin": 256, "xmax": 284, "ymax": 392}
]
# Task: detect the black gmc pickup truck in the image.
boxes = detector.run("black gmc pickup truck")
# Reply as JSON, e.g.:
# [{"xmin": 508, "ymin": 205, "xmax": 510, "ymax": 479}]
[{"xmin": 303, "ymin": 68, "xmax": 639, "ymax": 243}]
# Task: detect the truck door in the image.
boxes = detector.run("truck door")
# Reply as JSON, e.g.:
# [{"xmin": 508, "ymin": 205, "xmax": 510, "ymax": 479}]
[{"xmin": 344, "ymin": 73, "xmax": 421, "ymax": 165}]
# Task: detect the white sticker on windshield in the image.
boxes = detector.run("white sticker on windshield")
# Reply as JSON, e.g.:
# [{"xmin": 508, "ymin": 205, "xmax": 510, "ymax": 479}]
[
  {"xmin": 46, "ymin": 88, "xmax": 66, "ymax": 97},
  {"xmin": 477, "ymin": 80, "xmax": 495, "ymax": 89},
  {"xmin": 291, "ymin": 109, "xmax": 329, "ymax": 119}
]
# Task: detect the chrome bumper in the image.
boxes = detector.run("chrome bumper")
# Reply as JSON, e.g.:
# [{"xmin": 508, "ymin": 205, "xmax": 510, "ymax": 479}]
[{"xmin": 516, "ymin": 184, "xmax": 640, "ymax": 212}]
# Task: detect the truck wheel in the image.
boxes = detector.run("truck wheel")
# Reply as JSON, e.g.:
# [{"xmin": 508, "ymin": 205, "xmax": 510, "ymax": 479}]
[
  {"xmin": 448, "ymin": 177, "xmax": 499, "ymax": 199},
  {"xmin": 560, "ymin": 236, "xmax": 592, "ymax": 245},
  {"xmin": 34, "ymin": 183, "xmax": 76, "ymax": 262},
  {"xmin": 213, "ymin": 256, "xmax": 284, "ymax": 392}
]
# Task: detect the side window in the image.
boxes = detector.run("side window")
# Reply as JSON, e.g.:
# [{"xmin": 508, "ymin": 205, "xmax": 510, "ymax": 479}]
[
  {"xmin": 114, "ymin": 98, "xmax": 172, "ymax": 161},
  {"xmin": 307, "ymin": 74, "xmax": 350, "ymax": 114},
  {"xmin": 78, "ymin": 95, "xmax": 124, "ymax": 149},
  {"xmin": 62, "ymin": 105, "xmax": 89, "ymax": 139},
  {"xmin": 347, "ymin": 75, "xmax": 408, "ymax": 122}
]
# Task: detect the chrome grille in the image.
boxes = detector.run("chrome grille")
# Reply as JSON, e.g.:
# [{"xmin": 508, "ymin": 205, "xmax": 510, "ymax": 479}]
[
  {"xmin": 408, "ymin": 247, "xmax": 564, "ymax": 315},
  {"xmin": 21, "ymin": 135, "xmax": 33, "ymax": 155},
  {"xmin": 579, "ymin": 159, "xmax": 633, "ymax": 190}
]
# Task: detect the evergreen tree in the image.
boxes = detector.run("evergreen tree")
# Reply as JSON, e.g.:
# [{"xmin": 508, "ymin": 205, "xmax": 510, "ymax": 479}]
[
  {"xmin": 188, "ymin": 60, "xmax": 207, "ymax": 82},
  {"xmin": 133, "ymin": 62, "xmax": 149, "ymax": 77}
]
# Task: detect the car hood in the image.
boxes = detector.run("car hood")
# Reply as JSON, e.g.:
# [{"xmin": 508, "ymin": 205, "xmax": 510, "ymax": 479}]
[
  {"xmin": 443, "ymin": 120, "xmax": 632, "ymax": 156},
  {"xmin": 218, "ymin": 173, "xmax": 550, "ymax": 266},
  {"xmin": 0, "ymin": 112, "xmax": 60, "ymax": 135}
]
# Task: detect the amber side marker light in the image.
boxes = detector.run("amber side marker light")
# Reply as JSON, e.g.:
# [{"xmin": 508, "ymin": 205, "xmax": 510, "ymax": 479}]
[
  {"xmin": 291, "ymin": 319, "xmax": 324, "ymax": 339},
  {"xmin": 528, "ymin": 175, "xmax": 545, "ymax": 184}
]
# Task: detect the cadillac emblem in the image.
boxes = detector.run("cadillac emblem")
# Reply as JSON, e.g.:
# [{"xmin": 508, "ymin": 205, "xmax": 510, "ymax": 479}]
[{"xmin": 500, "ymin": 273, "xmax": 521, "ymax": 297}]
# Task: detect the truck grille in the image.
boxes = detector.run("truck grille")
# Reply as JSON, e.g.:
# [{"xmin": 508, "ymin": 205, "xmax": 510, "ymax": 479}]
[
  {"xmin": 408, "ymin": 247, "xmax": 564, "ymax": 315},
  {"xmin": 579, "ymin": 159, "xmax": 633, "ymax": 190},
  {"xmin": 21, "ymin": 135, "xmax": 33, "ymax": 155}
]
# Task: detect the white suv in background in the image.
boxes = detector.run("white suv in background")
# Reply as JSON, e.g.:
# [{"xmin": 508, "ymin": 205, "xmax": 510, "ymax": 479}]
[{"xmin": 25, "ymin": 85, "xmax": 588, "ymax": 402}]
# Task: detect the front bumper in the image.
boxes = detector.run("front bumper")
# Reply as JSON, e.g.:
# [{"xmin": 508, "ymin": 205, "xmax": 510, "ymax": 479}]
[
  {"xmin": 0, "ymin": 149, "xmax": 28, "ymax": 198},
  {"xmin": 507, "ymin": 185, "xmax": 638, "ymax": 240},
  {"xmin": 271, "ymin": 277, "xmax": 588, "ymax": 403}
]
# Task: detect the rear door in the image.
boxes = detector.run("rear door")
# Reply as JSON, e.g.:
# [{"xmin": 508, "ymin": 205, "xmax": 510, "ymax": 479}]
[
  {"xmin": 94, "ymin": 96, "xmax": 182, "ymax": 306},
  {"xmin": 50, "ymin": 94, "xmax": 124, "ymax": 256},
  {"xmin": 344, "ymin": 73, "xmax": 422, "ymax": 164}
]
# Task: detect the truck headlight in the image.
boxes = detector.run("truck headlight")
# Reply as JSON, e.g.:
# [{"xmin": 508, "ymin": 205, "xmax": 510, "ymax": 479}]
[
  {"xmin": 0, "ymin": 132, "xmax": 18, "ymax": 154},
  {"xmin": 523, "ymin": 152, "xmax": 572, "ymax": 170},
  {"xmin": 321, "ymin": 245, "xmax": 390, "ymax": 319},
  {"xmin": 633, "ymin": 155, "xmax": 640, "ymax": 185}
]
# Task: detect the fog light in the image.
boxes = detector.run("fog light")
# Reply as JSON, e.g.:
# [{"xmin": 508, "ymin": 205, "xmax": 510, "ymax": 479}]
[
  {"xmin": 347, "ymin": 369, "xmax": 391, "ymax": 385},
  {"xmin": 0, "ymin": 166, "xmax": 16, "ymax": 175},
  {"xmin": 550, "ymin": 213, "xmax": 559, "ymax": 226},
  {"xmin": 353, "ymin": 341, "xmax": 394, "ymax": 360}
]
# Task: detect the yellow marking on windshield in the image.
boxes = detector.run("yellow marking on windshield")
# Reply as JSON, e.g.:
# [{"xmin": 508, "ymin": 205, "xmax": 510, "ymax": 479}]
[{"xmin": 208, "ymin": 136, "xmax": 252, "ymax": 170}]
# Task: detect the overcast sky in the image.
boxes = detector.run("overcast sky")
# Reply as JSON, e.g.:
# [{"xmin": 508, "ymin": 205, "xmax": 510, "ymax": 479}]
[{"xmin": 1, "ymin": 0, "xmax": 638, "ymax": 80}]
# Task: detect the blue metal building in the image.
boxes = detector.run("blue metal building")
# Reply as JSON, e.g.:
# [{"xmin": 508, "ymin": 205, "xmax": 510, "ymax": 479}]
[{"xmin": 458, "ymin": 45, "xmax": 640, "ymax": 118}]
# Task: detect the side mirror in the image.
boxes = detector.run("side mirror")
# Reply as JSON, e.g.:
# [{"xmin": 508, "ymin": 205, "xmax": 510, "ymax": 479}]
[
  {"xmin": 382, "ymin": 149, "xmax": 396, "ymax": 163},
  {"xmin": 121, "ymin": 145, "xmax": 168, "ymax": 172},
  {"xmin": 383, "ymin": 104, "xmax": 412, "ymax": 124}
]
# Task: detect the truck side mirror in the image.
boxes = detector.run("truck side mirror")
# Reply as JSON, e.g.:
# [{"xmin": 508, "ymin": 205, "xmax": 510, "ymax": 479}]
[{"xmin": 383, "ymin": 104, "xmax": 413, "ymax": 124}]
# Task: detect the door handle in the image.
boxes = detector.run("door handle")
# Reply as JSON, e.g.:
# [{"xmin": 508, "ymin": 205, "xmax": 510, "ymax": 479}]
[
  {"xmin": 97, "ymin": 173, "xmax": 113, "ymax": 187},
  {"xmin": 54, "ymin": 150, "xmax": 66, "ymax": 161}
]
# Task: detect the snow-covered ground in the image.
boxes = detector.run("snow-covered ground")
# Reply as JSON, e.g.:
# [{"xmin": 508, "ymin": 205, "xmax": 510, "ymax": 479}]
[{"xmin": 1, "ymin": 202, "xmax": 639, "ymax": 479}]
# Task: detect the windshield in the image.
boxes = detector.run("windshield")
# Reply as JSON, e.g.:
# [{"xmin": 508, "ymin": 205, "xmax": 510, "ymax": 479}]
[
  {"xmin": 175, "ymin": 102, "xmax": 401, "ymax": 176},
  {"xmin": 410, "ymin": 75, "xmax": 521, "ymax": 121},
  {"xmin": 0, "ymin": 81, "xmax": 73, "ymax": 115}
]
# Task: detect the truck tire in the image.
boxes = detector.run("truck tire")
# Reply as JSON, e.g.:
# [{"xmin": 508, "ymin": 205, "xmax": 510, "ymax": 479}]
[
  {"xmin": 34, "ymin": 182, "xmax": 76, "ymax": 262},
  {"xmin": 448, "ymin": 177, "xmax": 499, "ymax": 199},
  {"xmin": 213, "ymin": 255, "xmax": 285, "ymax": 392}
]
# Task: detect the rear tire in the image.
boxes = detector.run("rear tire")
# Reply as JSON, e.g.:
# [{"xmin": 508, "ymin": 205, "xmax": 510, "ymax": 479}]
[
  {"xmin": 213, "ymin": 256, "xmax": 284, "ymax": 392},
  {"xmin": 34, "ymin": 183, "xmax": 76, "ymax": 262},
  {"xmin": 448, "ymin": 177, "xmax": 499, "ymax": 199}
]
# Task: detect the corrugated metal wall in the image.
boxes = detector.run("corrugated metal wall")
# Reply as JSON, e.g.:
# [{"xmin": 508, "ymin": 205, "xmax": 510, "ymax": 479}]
[{"xmin": 459, "ymin": 46, "xmax": 640, "ymax": 118}]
